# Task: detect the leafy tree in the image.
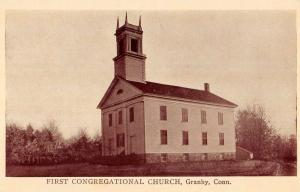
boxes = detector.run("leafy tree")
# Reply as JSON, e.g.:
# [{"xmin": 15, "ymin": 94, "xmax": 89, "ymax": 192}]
[
  {"xmin": 25, "ymin": 124, "xmax": 35, "ymax": 143},
  {"xmin": 44, "ymin": 120, "xmax": 63, "ymax": 143},
  {"xmin": 235, "ymin": 104, "xmax": 276, "ymax": 159},
  {"xmin": 284, "ymin": 135, "xmax": 296, "ymax": 161},
  {"xmin": 92, "ymin": 132, "xmax": 102, "ymax": 152},
  {"xmin": 71, "ymin": 128, "xmax": 90, "ymax": 150},
  {"xmin": 6, "ymin": 121, "xmax": 102, "ymax": 165}
]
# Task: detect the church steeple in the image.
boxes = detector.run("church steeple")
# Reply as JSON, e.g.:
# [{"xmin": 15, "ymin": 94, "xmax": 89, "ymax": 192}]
[
  {"xmin": 113, "ymin": 13, "xmax": 146, "ymax": 83},
  {"xmin": 139, "ymin": 15, "xmax": 141, "ymax": 27},
  {"xmin": 125, "ymin": 11, "xmax": 128, "ymax": 24},
  {"xmin": 116, "ymin": 17, "xmax": 119, "ymax": 29}
]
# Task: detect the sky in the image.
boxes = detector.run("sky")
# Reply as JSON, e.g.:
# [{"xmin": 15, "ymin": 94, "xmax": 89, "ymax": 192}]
[{"xmin": 5, "ymin": 10, "xmax": 296, "ymax": 138}]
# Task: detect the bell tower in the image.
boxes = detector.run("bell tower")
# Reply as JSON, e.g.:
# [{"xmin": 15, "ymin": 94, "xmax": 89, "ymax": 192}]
[{"xmin": 113, "ymin": 13, "xmax": 146, "ymax": 83}]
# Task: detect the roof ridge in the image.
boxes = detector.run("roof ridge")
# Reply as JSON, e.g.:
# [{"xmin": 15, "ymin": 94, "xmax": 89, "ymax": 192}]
[
  {"xmin": 122, "ymin": 78, "xmax": 237, "ymax": 107},
  {"xmin": 144, "ymin": 81, "xmax": 235, "ymax": 104},
  {"xmin": 144, "ymin": 80, "xmax": 205, "ymax": 92}
]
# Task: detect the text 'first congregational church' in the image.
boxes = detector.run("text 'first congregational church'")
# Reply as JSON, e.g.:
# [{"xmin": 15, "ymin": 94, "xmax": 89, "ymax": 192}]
[{"xmin": 97, "ymin": 14, "xmax": 238, "ymax": 163}]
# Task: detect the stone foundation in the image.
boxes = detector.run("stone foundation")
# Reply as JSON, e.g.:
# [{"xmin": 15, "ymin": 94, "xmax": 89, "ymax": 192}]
[{"xmin": 145, "ymin": 152, "xmax": 236, "ymax": 163}]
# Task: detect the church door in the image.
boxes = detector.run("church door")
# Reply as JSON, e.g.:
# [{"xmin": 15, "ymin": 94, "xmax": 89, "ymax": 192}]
[
  {"xmin": 108, "ymin": 138, "xmax": 113, "ymax": 156},
  {"xmin": 129, "ymin": 135, "xmax": 135, "ymax": 154}
]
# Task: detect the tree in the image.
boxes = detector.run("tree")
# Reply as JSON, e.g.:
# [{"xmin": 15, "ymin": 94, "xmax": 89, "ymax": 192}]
[
  {"xmin": 44, "ymin": 120, "xmax": 63, "ymax": 143},
  {"xmin": 284, "ymin": 134, "xmax": 296, "ymax": 161},
  {"xmin": 72, "ymin": 128, "xmax": 90, "ymax": 151},
  {"xmin": 92, "ymin": 132, "xmax": 102, "ymax": 152},
  {"xmin": 6, "ymin": 123, "xmax": 28, "ymax": 164},
  {"xmin": 25, "ymin": 124, "xmax": 35, "ymax": 143},
  {"xmin": 235, "ymin": 104, "xmax": 276, "ymax": 159}
]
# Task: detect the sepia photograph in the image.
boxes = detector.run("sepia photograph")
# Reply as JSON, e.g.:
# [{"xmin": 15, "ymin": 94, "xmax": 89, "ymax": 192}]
[{"xmin": 5, "ymin": 10, "xmax": 296, "ymax": 177}]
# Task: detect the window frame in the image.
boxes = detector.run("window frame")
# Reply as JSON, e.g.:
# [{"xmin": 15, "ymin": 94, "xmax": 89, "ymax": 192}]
[
  {"xmin": 118, "ymin": 110, "xmax": 123, "ymax": 124},
  {"xmin": 219, "ymin": 132, "xmax": 224, "ymax": 145},
  {"xmin": 182, "ymin": 131, "xmax": 189, "ymax": 145},
  {"xmin": 130, "ymin": 38, "xmax": 138, "ymax": 53},
  {"xmin": 116, "ymin": 133, "xmax": 125, "ymax": 147},
  {"xmin": 108, "ymin": 138, "xmax": 114, "ymax": 156},
  {"xmin": 201, "ymin": 110, "xmax": 207, "ymax": 124},
  {"xmin": 129, "ymin": 107, "xmax": 134, "ymax": 122},
  {"xmin": 202, "ymin": 132, "xmax": 208, "ymax": 145},
  {"xmin": 181, "ymin": 108, "xmax": 188, "ymax": 122},
  {"xmin": 160, "ymin": 105, "xmax": 167, "ymax": 121},
  {"xmin": 160, "ymin": 130, "xmax": 168, "ymax": 145},
  {"xmin": 218, "ymin": 112, "xmax": 224, "ymax": 125},
  {"xmin": 108, "ymin": 113, "xmax": 113, "ymax": 127}
]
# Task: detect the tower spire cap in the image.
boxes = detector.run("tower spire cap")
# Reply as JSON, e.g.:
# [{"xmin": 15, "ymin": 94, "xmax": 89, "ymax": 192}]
[
  {"xmin": 125, "ymin": 11, "xmax": 128, "ymax": 25},
  {"xmin": 116, "ymin": 16, "xmax": 119, "ymax": 29},
  {"xmin": 139, "ymin": 15, "xmax": 142, "ymax": 28}
]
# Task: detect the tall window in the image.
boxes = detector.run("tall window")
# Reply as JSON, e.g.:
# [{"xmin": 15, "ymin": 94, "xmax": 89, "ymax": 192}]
[
  {"xmin": 116, "ymin": 133, "xmax": 125, "ymax": 147},
  {"xmin": 201, "ymin": 110, "xmax": 207, "ymax": 124},
  {"xmin": 202, "ymin": 132, "xmax": 208, "ymax": 145},
  {"xmin": 160, "ymin": 106, "xmax": 167, "ymax": 120},
  {"xmin": 218, "ymin": 112, "xmax": 224, "ymax": 125},
  {"xmin": 129, "ymin": 107, "xmax": 134, "ymax": 122},
  {"xmin": 108, "ymin": 138, "xmax": 113, "ymax": 155},
  {"xmin": 131, "ymin": 38, "xmax": 138, "ymax": 52},
  {"xmin": 182, "ymin": 108, "xmax": 188, "ymax": 122},
  {"xmin": 182, "ymin": 131, "xmax": 189, "ymax": 145},
  {"xmin": 108, "ymin": 113, "xmax": 113, "ymax": 127},
  {"xmin": 118, "ymin": 110, "xmax": 123, "ymax": 124},
  {"xmin": 219, "ymin": 133, "xmax": 224, "ymax": 145},
  {"xmin": 160, "ymin": 130, "xmax": 168, "ymax": 145}
]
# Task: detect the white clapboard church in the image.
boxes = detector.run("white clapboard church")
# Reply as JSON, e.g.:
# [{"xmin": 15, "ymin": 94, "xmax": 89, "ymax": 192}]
[{"xmin": 97, "ymin": 15, "xmax": 238, "ymax": 163}]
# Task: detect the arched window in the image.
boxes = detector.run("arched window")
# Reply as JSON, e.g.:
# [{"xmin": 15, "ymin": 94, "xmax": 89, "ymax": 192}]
[{"xmin": 117, "ymin": 89, "xmax": 123, "ymax": 95}]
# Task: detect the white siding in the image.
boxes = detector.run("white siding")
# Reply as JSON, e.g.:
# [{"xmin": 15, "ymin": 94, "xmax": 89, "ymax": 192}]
[
  {"xmin": 143, "ymin": 96, "xmax": 236, "ymax": 154},
  {"xmin": 102, "ymin": 97, "xmax": 145, "ymax": 156}
]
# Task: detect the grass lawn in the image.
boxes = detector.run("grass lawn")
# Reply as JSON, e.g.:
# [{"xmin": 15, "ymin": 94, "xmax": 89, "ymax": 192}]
[{"xmin": 6, "ymin": 160, "xmax": 289, "ymax": 177}]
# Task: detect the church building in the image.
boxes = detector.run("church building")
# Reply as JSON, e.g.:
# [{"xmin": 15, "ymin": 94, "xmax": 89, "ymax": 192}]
[{"xmin": 97, "ymin": 14, "xmax": 238, "ymax": 163}]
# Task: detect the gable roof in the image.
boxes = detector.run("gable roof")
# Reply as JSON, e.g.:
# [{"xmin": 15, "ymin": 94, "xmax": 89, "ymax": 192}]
[
  {"xmin": 126, "ymin": 79, "xmax": 237, "ymax": 107},
  {"xmin": 98, "ymin": 76, "xmax": 237, "ymax": 108},
  {"xmin": 97, "ymin": 77, "xmax": 142, "ymax": 109}
]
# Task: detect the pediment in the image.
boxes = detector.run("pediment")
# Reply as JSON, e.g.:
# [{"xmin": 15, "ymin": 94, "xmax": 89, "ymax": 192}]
[{"xmin": 98, "ymin": 77, "xmax": 142, "ymax": 108}]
